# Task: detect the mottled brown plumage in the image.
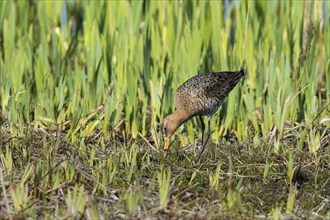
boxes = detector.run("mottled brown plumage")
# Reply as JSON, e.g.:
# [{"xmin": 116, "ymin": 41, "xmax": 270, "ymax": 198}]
[{"xmin": 162, "ymin": 69, "xmax": 245, "ymax": 162}]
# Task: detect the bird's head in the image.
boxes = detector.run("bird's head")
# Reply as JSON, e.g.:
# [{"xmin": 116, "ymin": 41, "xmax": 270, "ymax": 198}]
[{"xmin": 162, "ymin": 115, "xmax": 180, "ymax": 157}]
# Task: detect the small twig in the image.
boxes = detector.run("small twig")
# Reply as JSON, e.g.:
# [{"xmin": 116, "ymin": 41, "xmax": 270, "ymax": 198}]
[
  {"xmin": 75, "ymin": 165, "xmax": 118, "ymax": 198},
  {"xmin": 182, "ymin": 144, "xmax": 194, "ymax": 152},
  {"xmin": 312, "ymin": 102, "xmax": 330, "ymax": 125},
  {"xmin": 138, "ymin": 132, "xmax": 160, "ymax": 153},
  {"xmin": 35, "ymin": 104, "xmax": 105, "ymax": 130},
  {"xmin": 114, "ymin": 119, "xmax": 125, "ymax": 132},
  {"xmin": 32, "ymin": 159, "xmax": 66, "ymax": 191},
  {"xmin": 60, "ymin": 104, "xmax": 105, "ymax": 128}
]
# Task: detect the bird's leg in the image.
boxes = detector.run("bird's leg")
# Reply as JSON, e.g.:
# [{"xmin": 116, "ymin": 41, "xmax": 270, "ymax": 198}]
[
  {"xmin": 196, "ymin": 117, "xmax": 211, "ymax": 162},
  {"xmin": 199, "ymin": 115, "xmax": 205, "ymax": 146}
]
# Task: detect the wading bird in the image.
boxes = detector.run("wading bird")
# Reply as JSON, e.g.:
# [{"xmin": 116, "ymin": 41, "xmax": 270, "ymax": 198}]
[{"xmin": 162, "ymin": 69, "xmax": 245, "ymax": 162}]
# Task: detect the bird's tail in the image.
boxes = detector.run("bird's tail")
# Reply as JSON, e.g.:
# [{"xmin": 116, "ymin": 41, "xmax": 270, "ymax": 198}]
[
  {"xmin": 239, "ymin": 69, "xmax": 245, "ymax": 77},
  {"xmin": 231, "ymin": 69, "xmax": 245, "ymax": 84}
]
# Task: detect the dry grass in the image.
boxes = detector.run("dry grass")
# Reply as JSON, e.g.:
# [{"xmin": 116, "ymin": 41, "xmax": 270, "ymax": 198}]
[{"xmin": 1, "ymin": 119, "xmax": 329, "ymax": 219}]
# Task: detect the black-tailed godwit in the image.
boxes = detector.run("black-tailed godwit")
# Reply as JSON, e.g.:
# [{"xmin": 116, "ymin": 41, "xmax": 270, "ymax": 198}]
[{"xmin": 162, "ymin": 69, "xmax": 245, "ymax": 162}]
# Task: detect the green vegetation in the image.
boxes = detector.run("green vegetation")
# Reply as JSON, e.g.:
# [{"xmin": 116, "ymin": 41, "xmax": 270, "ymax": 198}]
[{"xmin": 0, "ymin": 1, "xmax": 329, "ymax": 219}]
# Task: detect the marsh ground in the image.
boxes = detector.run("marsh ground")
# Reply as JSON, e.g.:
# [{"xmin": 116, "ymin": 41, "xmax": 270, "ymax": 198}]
[
  {"xmin": 1, "ymin": 121, "xmax": 329, "ymax": 219},
  {"xmin": 0, "ymin": 1, "xmax": 329, "ymax": 219}
]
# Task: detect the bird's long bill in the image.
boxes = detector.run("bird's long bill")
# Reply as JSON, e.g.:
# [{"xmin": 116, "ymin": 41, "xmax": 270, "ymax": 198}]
[{"xmin": 163, "ymin": 137, "xmax": 170, "ymax": 157}]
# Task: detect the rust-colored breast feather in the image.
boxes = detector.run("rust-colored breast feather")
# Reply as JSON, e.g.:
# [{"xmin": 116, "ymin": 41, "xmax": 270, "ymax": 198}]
[{"xmin": 175, "ymin": 70, "xmax": 244, "ymax": 117}]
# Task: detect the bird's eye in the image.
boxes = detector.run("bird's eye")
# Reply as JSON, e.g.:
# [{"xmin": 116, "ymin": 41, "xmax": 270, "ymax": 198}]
[{"xmin": 163, "ymin": 126, "xmax": 167, "ymax": 133}]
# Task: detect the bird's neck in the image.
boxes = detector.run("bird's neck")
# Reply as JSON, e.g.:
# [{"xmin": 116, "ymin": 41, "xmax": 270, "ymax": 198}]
[{"xmin": 169, "ymin": 109, "xmax": 192, "ymax": 128}]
